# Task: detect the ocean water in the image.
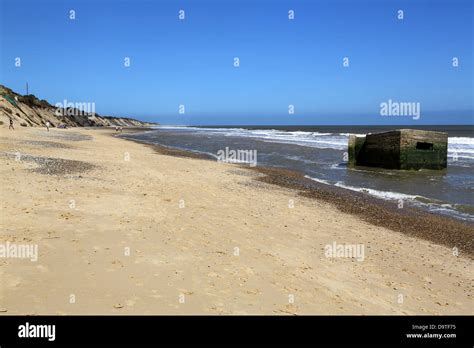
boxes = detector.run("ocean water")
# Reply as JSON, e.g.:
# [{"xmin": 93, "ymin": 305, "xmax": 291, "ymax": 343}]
[{"xmin": 122, "ymin": 125, "xmax": 474, "ymax": 222}]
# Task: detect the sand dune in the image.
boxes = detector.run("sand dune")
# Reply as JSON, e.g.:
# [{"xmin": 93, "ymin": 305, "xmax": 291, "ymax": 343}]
[{"xmin": 0, "ymin": 84, "xmax": 155, "ymax": 128}]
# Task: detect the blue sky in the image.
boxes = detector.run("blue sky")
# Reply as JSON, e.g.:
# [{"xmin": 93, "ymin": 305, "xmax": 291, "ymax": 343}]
[{"xmin": 1, "ymin": 0, "xmax": 472, "ymax": 125}]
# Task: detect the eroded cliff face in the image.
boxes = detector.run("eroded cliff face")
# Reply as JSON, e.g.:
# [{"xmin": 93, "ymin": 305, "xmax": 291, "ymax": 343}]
[{"xmin": 0, "ymin": 85, "xmax": 156, "ymax": 128}]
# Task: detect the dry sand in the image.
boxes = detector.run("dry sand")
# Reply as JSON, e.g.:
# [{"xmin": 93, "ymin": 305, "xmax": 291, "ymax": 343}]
[{"xmin": 0, "ymin": 127, "xmax": 472, "ymax": 315}]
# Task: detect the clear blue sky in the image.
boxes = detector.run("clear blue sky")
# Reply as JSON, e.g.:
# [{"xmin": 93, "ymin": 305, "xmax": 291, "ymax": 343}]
[{"xmin": 1, "ymin": 0, "xmax": 472, "ymax": 125}]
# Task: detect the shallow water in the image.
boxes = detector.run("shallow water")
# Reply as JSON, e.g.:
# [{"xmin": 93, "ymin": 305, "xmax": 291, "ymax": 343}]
[{"xmin": 123, "ymin": 125, "xmax": 474, "ymax": 222}]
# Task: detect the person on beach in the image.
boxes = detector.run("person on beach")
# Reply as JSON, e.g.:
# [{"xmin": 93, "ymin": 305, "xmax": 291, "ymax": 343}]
[
  {"xmin": 119, "ymin": 126, "xmax": 123, "ymax": 133},
  {"xmin": 115, "ymin": 126, "xmax": 119, "ymax": 132},
  {"xmin": 45, "ymin": 121, "xmax": 50, "ymax": 131},
  {"xmin": 8, "ymin": 117, "xmax": 14, "ymax": 130}
]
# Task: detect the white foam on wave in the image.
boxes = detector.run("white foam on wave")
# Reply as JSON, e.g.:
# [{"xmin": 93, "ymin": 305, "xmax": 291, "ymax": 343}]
[
  {"xmin": 305, "ymin": 175, "xmax": 421, "ymax": 201},
  {"xmin": 448, "ymin": 137, "xmax": 474, "ymax": 159},
  {"xmin": 179, "ymin": 128, "xmax": 348, "ymax": 150},
  {"xmin": 155, "ymin": 126, "xmax": 474, "ymax": 160},
  {"xmin": 304, "ymin": 175, "xmax": 473, "ymax": 221},
  {"xmin": 304, "ymin": 175, "xmax": 332, "ymax": 185},
  {"xmin": 449, "ymin": 137, "xmax": 474, "ymax": 145},
  {"xmin": 333, "ymin": 182, "xmax": 420, "ymax": 201},
  {"xmin": 155, "ymin": 125, "xmax": 189, "ymax": 129},
  {"xmin": 338, "ymin": 133, "xmax": 366, "ymax": 137}
]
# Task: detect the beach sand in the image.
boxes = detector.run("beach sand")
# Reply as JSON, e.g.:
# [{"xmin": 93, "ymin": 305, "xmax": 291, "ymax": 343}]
[{"xmin": 0, "ymin": 127, "xmax": 472, "ymax": 315}]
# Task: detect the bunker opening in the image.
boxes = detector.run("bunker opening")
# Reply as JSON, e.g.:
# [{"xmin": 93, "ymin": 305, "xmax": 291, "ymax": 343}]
[{"xmin": 416, "ymin": 142, "xmax": 434, "ymax": 151}]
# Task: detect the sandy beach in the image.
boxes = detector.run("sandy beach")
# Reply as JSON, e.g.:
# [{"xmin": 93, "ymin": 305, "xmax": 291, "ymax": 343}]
[{"xmin": 0, "ymin": 126, "xmax": 472, "ymax": 315}]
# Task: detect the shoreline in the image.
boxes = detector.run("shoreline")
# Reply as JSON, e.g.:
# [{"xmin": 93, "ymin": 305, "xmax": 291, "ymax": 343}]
[{"xmin": 119, "ymin": 134, "xmax": 474, "ymax": 258}]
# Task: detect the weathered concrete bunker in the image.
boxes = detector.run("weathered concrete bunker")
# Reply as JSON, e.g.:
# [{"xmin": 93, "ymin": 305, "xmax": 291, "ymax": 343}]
[{"xmin": 348, "ymin": 129, "xmax": 448, "ymax": 170}]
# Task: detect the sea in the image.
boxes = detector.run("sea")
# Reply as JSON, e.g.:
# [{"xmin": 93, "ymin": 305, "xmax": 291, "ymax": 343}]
[{"xmin": 122, "ymin": 125, "xmax": 474, "ymax": 223}]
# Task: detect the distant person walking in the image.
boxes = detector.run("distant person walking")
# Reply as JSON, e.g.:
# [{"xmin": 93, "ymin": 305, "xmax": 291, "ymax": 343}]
[
  {"xmin": 45, "ymin": 121, "xmax": 50, "ymax": 131},
  {"xmin": 8, "ymin": 117, "xmax": 14, "ymax": 130}
]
